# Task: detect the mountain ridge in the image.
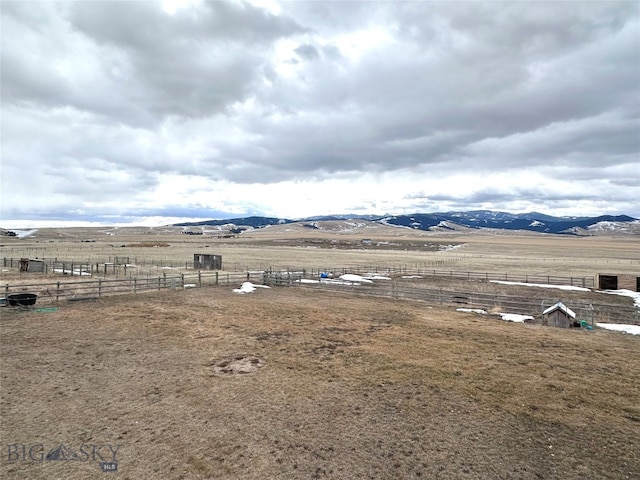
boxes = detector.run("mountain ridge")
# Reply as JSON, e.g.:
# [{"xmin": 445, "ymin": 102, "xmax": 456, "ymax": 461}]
[{"xmin": 175, "ymin": 211, "xmax": 638, "ymax": 235}]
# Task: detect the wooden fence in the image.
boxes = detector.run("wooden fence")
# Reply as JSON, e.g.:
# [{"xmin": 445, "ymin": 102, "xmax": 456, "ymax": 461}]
[
  {"xmin": 1, "ymin": 257, "xmax": 597, "ymax": 288},
  {"xmin": 3, "ymin": 268, "xmax": 636, "ymax": 324},
  {"xmin": 255, "ymin": 266, "xmax": 595, "ymax": 289},
  {"xmin": 1, "ymin": 271, "xmax": 262, "ymax": 303},
  {"xmin": 264, "ymin": 272, "xmax": 637, "ymax": 325}
]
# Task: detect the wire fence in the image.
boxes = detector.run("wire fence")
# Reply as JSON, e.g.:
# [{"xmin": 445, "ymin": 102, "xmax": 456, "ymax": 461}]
[
  {"xmin": 3, "ymin": 256, "xmax": 597, "ymax": 287},
  {"xmin": 264, "ymin": 272, "xmax": 638, "ymax": 325},
  {"xmin": 2, "ymin": 267, "xmax": 637, "ymax": 324},
  {"xmin": 301, "ymin": 267, "xmax": 595, "ymax": 288},
  {"xmin": 1, "ymin": 271, "xmax": 262, "ymax": 304}
]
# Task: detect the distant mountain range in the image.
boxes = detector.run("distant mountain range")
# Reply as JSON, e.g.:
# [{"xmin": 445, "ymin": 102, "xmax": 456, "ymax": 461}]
[{"xmin": 174, "ymin": 211, "xmax": 638, "ymax": 235}]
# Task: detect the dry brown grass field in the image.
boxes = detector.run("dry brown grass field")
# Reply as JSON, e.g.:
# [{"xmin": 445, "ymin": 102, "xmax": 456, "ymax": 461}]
[
  {"xmin": 1, "ymin": 287, "xmax": 639, "ymax": 479},
  {"xmin": 1, "ymin": 226, "xmax": 639, "ymax": 479},
  {"xmin": 1, "ymin": 222, "xmax": 639, "ymax": 278}
]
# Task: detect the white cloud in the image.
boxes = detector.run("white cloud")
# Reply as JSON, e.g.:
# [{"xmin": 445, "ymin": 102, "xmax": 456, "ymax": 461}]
[{"xmin": 1, "ymin": 1, "xmax": 638, "ymax": 224}]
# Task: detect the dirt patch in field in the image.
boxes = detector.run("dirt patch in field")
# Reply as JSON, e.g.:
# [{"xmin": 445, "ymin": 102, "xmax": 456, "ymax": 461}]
[
  {"xmin": 249, "ymin": 237, "xmax": 458, "ymax": 252},
  {"xmin": 210, "ymin": 355, "xmax": 265, "ymax": 375},
  {"xmin": 1, "ymin": 287, "xmax": 639, "ymax": 479},
  {"xmin": 126, "ymin": 242, "xmax": 170, "ymax": 247}
]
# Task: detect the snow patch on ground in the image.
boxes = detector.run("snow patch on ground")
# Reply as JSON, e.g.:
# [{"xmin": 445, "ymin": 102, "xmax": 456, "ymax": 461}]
[
  {"xmin": 296, "ymin": 273, "xmax": 391, "ymax": 286},
  {"xmin": 362, "ymin": 274, "xmax": 392, "ymax": 280},
  {"xmin": 490, "ymin": 280, "xmax": 590, "ymax": 292},
  {"xmin": 597, "ymin": 289, "xmax": 640, "ymax": 309},
  {"xmin": 457, "ymin": 308, "xmax": 533, "ymax": 323},
  {"xmin": 339, "ymin": 274, "xmax": 373, "ymax": 283},
  {"xmin": 596, "ymin": 323, "xmax": 640, "ymax": 335},
  {"xmin": 232, "ymin": 282, "xmax": 271, "ymax": 294},
  {"xmin": 497, "ymin": 313, "xmax": 533, "ymax": 323},
  {"xmin": 441, "ymin": 244, "xmax": 463, "ymax": 251},
  {"xmin": 10, "ymin": 229, "xmax": 38, "ymax": 239},
  {"xmin": 457, "ymin": 308, "xmax": 488, "ymax": 315},
  {"xmin": 53, "ymin": 269, "xmax": 91, "ymax": 276}
]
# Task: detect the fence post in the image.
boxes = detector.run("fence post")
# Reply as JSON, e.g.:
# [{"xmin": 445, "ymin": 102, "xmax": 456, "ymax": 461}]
[
  {"xmin": 215, "ymin": 272, "xmax": 219, "ymax": 286},
  {"xmin": 198, "ymin": 271, "xmax": 202, "ymax": 287},
  {"xmin": 134, "ymin": 278, "xmax": 137, "ymax": 294},
  {"xmin": 98, "ymin": 279, "xmax": 102, "ymax": 298},
  {"xmin": 56, "ymin": 282, "xmax": 60, "ymax": 301}
]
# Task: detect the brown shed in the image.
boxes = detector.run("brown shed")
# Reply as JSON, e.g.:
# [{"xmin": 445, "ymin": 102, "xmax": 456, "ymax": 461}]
[
  {"xmin": 596, "ymin": 274, "xmax": 640, "ymax": 292},
  {"xmin": 194, "ymin": 254, "xmax": 222, "ymax": 270},
  {"xmin": 542, "ymin": 302, "xmax": 576, "ymax": 328},
  {"xmin": 19, "ymin": 258, "xmax": 45, "ymax": 273}
]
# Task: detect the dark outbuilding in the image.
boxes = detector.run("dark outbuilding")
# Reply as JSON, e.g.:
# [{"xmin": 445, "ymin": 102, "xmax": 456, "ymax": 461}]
[{"xmin": 194, "ymin": 254, "xmax": 222, "ymax": 270}]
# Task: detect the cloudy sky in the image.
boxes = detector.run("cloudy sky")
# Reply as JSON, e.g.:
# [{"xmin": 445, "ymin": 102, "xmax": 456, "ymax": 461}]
[{"xmin": 1, "ymin": 0, "xmax": 639, "ymax": 226}]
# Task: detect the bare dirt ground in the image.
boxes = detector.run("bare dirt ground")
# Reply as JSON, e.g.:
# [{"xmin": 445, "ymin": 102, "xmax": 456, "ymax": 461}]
[{"xmin": 1, "ymin": 286, "xmax": 639, "ymax": 479}]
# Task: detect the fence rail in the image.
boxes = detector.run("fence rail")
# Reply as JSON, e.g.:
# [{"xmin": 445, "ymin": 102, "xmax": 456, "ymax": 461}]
[
  {"xmin": 265, "ymin": 273, "xmax": 637, "ymax": 325},
  {"xmin": 2, "ymin": 257, "xmax": 597, "ymax": 288},
  {"xmin": 2, "ymin": 271, "xmax": 263, "ymax": 303},
  {"xmin": 2, "ymin": 268, "xmax": 636, "ymax": 324},
  {"xmin": 259, "ymin": 267, "xmax": 595, "ymax": 288}
]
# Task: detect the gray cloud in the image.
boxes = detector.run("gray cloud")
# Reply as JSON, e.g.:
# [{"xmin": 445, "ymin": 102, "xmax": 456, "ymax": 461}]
[
  {"xmin": 2, "ymin": 1, "xmax": 305, "ymax": 124},
  {"xmin": 294, "ymin": 44, "xmax": 320, "ymax": 61},
  {"xmin": 1, "ymin": 1, "xmax": 638, "ymax": 223}
]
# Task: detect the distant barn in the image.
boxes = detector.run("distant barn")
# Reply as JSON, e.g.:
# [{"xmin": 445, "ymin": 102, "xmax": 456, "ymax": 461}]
[
  {"xmin": 542, "ymin": 302, "xmax": 576, "ymax": 328},
  {"xmin": 194, "ymin": 254, "xmax": 222, "ymax": 270},
  {"xmin": 596, "ymin": 274, "xmax": 640, "ymax": 292}
]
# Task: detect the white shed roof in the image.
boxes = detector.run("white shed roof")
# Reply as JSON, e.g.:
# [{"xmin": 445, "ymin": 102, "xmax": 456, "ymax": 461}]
[{"xmin": 543, "ymin": 302, "xmax": 576, "ymax": 318}]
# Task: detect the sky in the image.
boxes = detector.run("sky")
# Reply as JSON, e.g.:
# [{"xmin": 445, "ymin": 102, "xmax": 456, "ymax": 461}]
[{"xmin": 1, "ymin": 0, "xmax": 639, "ymax": 227}]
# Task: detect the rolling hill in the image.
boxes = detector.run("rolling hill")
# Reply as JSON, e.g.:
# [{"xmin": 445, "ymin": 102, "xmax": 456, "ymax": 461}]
[{"xmin": 175, "ymin": 211, "xmax": 638, "ymax": 235}]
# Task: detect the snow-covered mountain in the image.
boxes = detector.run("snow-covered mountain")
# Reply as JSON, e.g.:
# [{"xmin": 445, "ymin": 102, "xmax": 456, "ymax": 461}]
[
  {"xmin": 379, "ymin": 212, "xmax": 637, "ymax": 234},
  {"xmin": 175, "ymin": 211, "xmax": 638, "ymax": 235}
]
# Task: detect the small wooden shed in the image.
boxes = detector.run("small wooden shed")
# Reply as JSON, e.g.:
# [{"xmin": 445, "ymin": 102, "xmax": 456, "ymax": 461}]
[
  {"xmin": 542, "ymin": 302, "xmax": 576, "ymax": 328},
  {"xmin": 194, "ymin": 254, "xmax": 222, "ymax": 270},
  {"xmin": 19, "ymin": 258, "xmax": 45, "ymax": 273}
]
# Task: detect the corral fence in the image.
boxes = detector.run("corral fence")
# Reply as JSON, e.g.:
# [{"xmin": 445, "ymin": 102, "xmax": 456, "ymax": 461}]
[
  {"xmin": 3, "ymin": 268, "xmax": 636, "ymax": 324},
  {"xmin": 1, "ymin": 257, "xmax": 597, "ymax": 288},
  {"xmin": 264, "ymin": 271, "xmax": 637, "ymax": 325},
  {"xmin": 1, "ymin": 271, "xmax": 263, "ymax": 304},
  {"xmin": 2, "ymin": 257, "xmax": 196, "ymax": 277},
  {"xmin": 292, "ymin": 267, "xmax": 595, "ymax": 288}
]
